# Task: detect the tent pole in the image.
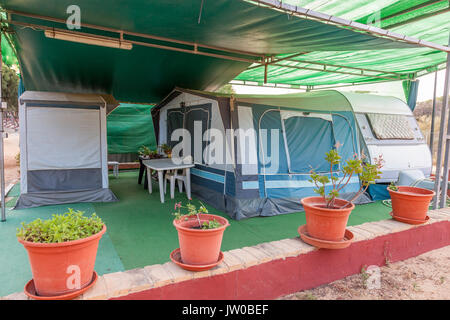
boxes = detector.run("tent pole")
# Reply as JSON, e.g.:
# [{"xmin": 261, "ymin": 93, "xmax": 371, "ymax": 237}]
[
  {"xmin": 433, "ymin": 35, "xmax": 450, "ymax": 209},
  {"xmin": 438, "ymin": 47, "xmax": 450, "ymax": 208},
  {"xmin": 429, "ymin": 70, "xmax": 438, "ymax": 158},
  {"xmin": 0, "ymin": 34, "xmax": 5, "ymax": 222}
]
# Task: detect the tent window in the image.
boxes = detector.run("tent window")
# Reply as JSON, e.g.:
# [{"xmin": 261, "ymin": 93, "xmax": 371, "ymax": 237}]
[
  {"xmin": 167, "ymin": 109, "xmax": 184, "ymax": 148},
  {"xmin": 283, "ymin": 116, "xmax": 335, "ymax": 173},
  {"xmin": 184, "ymin": 104, "xmax": 211, "ymax": 164},
  {"xmin": 366, "ymin": 113, "xmax": 414, "ymax": 140}
]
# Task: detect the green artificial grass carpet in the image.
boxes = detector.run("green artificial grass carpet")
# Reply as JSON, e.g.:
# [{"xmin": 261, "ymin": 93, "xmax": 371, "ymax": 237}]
[
  {"xmin": 93, "ymin": 171, "xmax": 392, "ymax": 270},
  {"xmin": 0, "ymin": 170, "xmax": 392, "ymax": 296}
]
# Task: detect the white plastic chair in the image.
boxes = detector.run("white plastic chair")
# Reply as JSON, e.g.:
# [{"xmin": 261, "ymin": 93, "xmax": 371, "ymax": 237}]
[{"xmin": 164, "ymin": 169, "xmax": 189, "ymax": 199}]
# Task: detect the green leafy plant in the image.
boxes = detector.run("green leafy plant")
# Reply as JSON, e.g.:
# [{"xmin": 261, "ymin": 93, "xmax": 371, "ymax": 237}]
[
  {"xmin": 159, "ymin": 144, "xmax": 172, "ymax": 156},
  {"xmin": 173, "ymin": 201, "xmax": 222, "ymax": 230},
  {"xmin": 361, "ymin": 265, "xmax": 370, "ymax": 289},
  {"xmin": 309, "ymin": 147, "xmax": 384, "ymax": 209},
  {"xmin": 16, "ymin": 209, "xmax": 104, "ymax": 243},
  {"xmin": 138, "ymin": 145, "xmax": 161, "ymax": 159},
  {"xmin": 139, "ymin": 145, "xmax": 153, "ymax": 156},
  {"xmin": 388, "ymin": 181, "xmax": 398, "ymax": 191}
]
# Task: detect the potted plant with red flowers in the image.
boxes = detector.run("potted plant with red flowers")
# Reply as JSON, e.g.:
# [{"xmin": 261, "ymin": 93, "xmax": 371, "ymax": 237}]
[
  {"xmin": 299, "ymin": 149, "xmax": 383, "ymax": 249},
  {"xmin": 17, "ymin": 209, "xmax": 105, "ymax": 299},
  {"xmin": 171, "ymin": 201, "xmax": 229, "ymax": 271},
  {"xmin": 387, "ymin": 182, "xmax": 435, "ymax": 224}
]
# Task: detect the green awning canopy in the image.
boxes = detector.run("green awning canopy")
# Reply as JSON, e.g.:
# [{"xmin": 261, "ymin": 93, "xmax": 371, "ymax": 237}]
[
  {"xmin": 1, "ymin": 0, "xmax": 440, "ymax": 103},
  {"xmin": 235, "ymin": 0, "xmax": 450, "ymax": 88},
  {"xmin": 1, "ymin": 0, "xmax": 449, "ymax": 102}
]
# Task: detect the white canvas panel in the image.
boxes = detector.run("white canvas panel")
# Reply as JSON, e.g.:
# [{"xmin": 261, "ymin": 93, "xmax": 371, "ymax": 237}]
[
  {"xmin": 342, "ymin": 91, "xmax": 411, "ymax": 115},
  {"xmin": 26, "ymin": 107, "xmax": 101, "ymax": 170},
  {"xmin": 237, "ymin": 106, "xmax": 258, "ymax": 175}
]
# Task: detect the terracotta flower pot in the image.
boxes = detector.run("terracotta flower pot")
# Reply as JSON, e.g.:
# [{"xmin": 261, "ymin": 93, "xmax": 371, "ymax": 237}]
[
  {"xmin": 173, "ymin": 214, "xmax": 229, "ymax": 265},
  {"xmin": 301, "ymin": 197, "xmax": 355, "ymax": 242},
  {"xmin": 18, "ymin": 225, "xmax": 106, "ymax": 297},
  {"xmin": 388, "ymin": 186, "xmax": 435, "ymax": 221}
]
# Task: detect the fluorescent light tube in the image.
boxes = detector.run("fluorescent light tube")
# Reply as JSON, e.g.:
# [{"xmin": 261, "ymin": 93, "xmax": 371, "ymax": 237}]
[{"xmin": 44, "ymin": 30, "xmax": 133, "ymax": 50}]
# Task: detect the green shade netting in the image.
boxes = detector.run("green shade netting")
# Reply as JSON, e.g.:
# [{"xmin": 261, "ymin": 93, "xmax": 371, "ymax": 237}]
[
  {"xmin": 107, "ymin": 103, "xmax": 156, "ymax": 154},
  {"xmin": 1, "ymin": 34, "xmax": 18, "ymax": 67},
  {"xmin": 0, "ymin": 0, "xmax": 429, "ymax": 102},
  {"xmin": 235, "ymin": 0, "xmax": 450, "ymax": 86},
  {"xmin": 1, "ymin": 12, "xmax": 18, "ymax": 67}
]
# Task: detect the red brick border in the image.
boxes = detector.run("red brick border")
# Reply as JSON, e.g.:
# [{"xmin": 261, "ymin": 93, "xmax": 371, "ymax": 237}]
[
  {"xmin": 113, "ymin": 220, "xmax": 450, "ymax": 300},
  {"xmin": 4, "ymin": 209, "xmax": 450, "ymax": 300}
]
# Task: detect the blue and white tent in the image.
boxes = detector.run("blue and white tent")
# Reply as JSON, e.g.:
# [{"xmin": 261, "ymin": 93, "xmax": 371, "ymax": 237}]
[{"xmin": 152, "ymin": 88, "xmax": 431, "ymax": 220}]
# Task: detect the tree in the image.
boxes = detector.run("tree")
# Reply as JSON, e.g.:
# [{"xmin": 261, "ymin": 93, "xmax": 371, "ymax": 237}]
[
  {"xmin": 1, "ymin": 64, "xmax": 19, "ymax": 113},
  {"xmin": 216, "ymin": 84, "xmax": 236, "ymax": 95}
]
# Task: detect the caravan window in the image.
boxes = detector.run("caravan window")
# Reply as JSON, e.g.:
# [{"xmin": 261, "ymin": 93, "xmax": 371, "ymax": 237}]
[
  {"xmin": 282, "ymin": 112, "xmax": 335, "ymax": 173},
  {"xmin": 366, "ymin": 113, "xmax": 415, "ymax": 140}
]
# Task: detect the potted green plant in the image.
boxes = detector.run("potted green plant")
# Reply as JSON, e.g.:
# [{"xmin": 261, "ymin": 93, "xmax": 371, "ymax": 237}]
[
  {"xmin": 172, "ymin": 202, "xmax": 229, "ymax": 268},
  {"xmin": 17, "ymin": 209, "xmax": 105, "ymax": 298},
  {"xmin": 387, "ymin": 182, "xmax": 435, "ymax": 224},
  {"xmin": 139, "ymin": 145, "xmax": 162, "ymax": 159},
  {"xmin": 160, "ymin": 144, "xmax": 172, "ymax": 158},
  {"xmin": 138, "ymin": 145, "xmax": 152, "ymax": 159},
  {"xmin": 300, "ymin": 149, "xmax": 383, "ymax": 246}
]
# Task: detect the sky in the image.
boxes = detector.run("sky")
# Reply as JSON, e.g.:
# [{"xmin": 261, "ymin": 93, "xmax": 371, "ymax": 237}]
[{"xmin": 232, "ymin": 69, "xmax": 448, "ymax": 103}]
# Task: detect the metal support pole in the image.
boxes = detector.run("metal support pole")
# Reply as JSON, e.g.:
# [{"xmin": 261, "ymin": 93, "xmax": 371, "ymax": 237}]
[
  {"xmin": 439, "ymin": 50, "xmax": 450, "ymax": 208},
  {"xmin": 429, "ymin": 71, "xmax": 438, "ymax": 158},
  {"xmin": 0, "ymin": 34, "xmax": 5, "ymax": 222},
  {"xmin": 433, "ymin": 35, "xmax": 450, "ymax": 209},
  {"xmin": 264, "ymin": 63, "xmax": 268, "ymax": 84}
]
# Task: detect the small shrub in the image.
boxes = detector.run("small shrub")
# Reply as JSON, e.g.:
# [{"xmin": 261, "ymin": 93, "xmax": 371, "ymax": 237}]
[
  {"xmin": 309, "ymin": 146, "xmax": 384, "ymax": 208},
  {"xmin": 173, "ymin": 201, "xmax": 222, "ymax": 230},
  {"xmin": 16, "ymin": 209, "xmax": 104, "ymax": 243},
  {"xmin": 388, "ymin": 181, "xmax": 398, "ymax": 191}
]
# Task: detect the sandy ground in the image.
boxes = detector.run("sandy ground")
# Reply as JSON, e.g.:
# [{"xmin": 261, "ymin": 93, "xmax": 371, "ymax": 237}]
[
  {"xmin": 3, "ymin": 129, "xmax": 20, "ymax": 188},
  {"xmin": 281, "ymin": 245, "xmax": 450, "ymax": 300}
]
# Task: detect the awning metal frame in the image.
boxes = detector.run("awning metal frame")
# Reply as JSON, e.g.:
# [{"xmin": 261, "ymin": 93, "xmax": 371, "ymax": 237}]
[
  {"xmin": 4, "ymin": 4, "xmax": 450, "ymax": 86},
  {"xmin": 235, "ymin": 59, "xmax": 449, "ymax": 89},
  {"xmin": 246, "ymin": 0, "xmax": 450, "ymax": 53},
  {"xmin": 2, "ymin": 9, "xmax": 265, "ymax": 65}
]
